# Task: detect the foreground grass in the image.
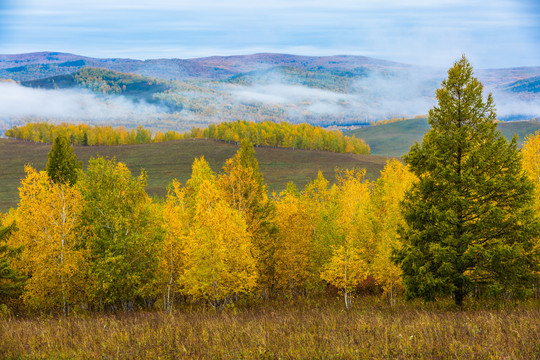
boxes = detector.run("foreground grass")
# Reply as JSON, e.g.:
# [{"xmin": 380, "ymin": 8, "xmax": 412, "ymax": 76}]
[
  {"xmin": 0, "ymin": 138, "xmax": 390, "ymax": 212},
  {"xmin": 1, "ymin": 298, "xmax": 539, "ymax": 359}
]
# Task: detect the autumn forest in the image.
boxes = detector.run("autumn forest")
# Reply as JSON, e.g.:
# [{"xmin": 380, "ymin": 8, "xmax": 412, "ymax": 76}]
[{"xmin": 1, "ymin": 57, "xmax": 539, "ymax": 359}]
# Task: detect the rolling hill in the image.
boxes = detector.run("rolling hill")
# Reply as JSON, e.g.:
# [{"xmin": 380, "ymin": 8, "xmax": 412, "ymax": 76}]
[
  {"xmin": 0, "ymin": 52, "xmax": 413, "ymax": 82},
  {"xmin": 1, "ymin": 51, "xmax": 539, "ymax": 133},
  {"xmin": 501, "ymin": 75, "xmax": 540, "ymax": 96},
  {"xmin": 347, "ymin": 118, "xmax": 540, "ymax": 157},
  {"xmin": 2, "ymin": 52, "xmax": 539, "ymax": 88},
  {"xmin": 20, "ymin": 67, "xmax": 181, "ymax": 112},
  {"xmin": 0, "ymin": 138, "xmax": 392, "ymax": 212}
]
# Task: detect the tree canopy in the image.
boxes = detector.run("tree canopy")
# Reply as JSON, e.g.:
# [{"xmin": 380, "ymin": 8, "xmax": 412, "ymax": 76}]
[
  {"xmin": 46, "ymin": 134, "xmax": 81, "ymax": 186},
  {"xmin": 0, "ymin": 222, "xmax": 25, "ymax": 304},
  {"xmin": 395, "ymin": 56, "xmax": 539, "ymax": 306}
]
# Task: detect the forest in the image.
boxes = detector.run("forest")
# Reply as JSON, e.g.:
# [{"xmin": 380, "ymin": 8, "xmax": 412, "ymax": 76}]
[
  {"xmin": 0, "ymin": 138, "xmax": 405, "ymax": 313},
  {"xmin": 0, "ymin": 57, "xmax": 539, "ymax": 360},
  {"xmin": 5, "ymin": 119, "xmax": 370, "ymax": 154},
  {"xmin": 1, "ymin": 57, "xmax": 539, "ymax": 312},
  {"xmin": 1, "ymin": 127, "xmax": 539, "ymax": 314}
]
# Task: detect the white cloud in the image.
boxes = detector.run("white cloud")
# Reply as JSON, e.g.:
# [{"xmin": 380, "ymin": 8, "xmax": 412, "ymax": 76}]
[
  {"xmin": 233, "ymin": 84, "xmax": 352, "ymax": 105},
  {"xmin": 492, "ymin": 92, "xmax": 540, "ymax": 119},
  {"xmin": 229, "ymin": 69, "xmax": 439, "ymax": 120},
  {"xmin": 0, "ymin": 82, "xmax": 163, "ymax": 120}
]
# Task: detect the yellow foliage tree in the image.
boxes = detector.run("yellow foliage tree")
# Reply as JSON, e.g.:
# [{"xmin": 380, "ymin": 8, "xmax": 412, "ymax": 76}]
[
  {"xmin": 321, "ymin": 169, "xmax": 372, "ymax": 309},
  {"xmin": 301, "ymin": 171, "xmax": 340, "ymax": 287},
  {"xmin": 370, "ymin": 160, "xmax": 416, "ymax": 305},
  {"xmin": 522, "ymin": 131, "xmax": 540, "ymax": 214},
  {"xmin": 218, "ymin": 140, "xmax": 276, "ymax": 293},
  {"xmin": 12, "ymin": 166, "xmax": 86, "ymax": 314},
  {"xmin": 181, "ymin": 157, "xmax": 258, "ymax": 307},
  {"xmin": 522, "ymin": 131, "xmax": 540, "ymax": 296},
  {"xmin": 273, "ymin": 185, "xmax": 314, "ymax": 296},
  {"xmin": 159, "ymin": 180, "xmax": 190, "ymax": 311}
]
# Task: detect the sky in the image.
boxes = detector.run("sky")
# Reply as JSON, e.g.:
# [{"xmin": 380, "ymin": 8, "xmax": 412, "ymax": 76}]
[{"xmin": 0, "ymin": 0, "xmax": 539, "ymax": 68}]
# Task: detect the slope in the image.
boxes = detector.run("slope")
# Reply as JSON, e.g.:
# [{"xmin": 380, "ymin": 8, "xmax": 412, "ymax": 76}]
[
  {"xmin": 347, "ymin": 118, "xmax": 540, "ymax": 157},
  {"xmin": 0, "ymin": 138, "xmax": 391, "ymax": 212}
]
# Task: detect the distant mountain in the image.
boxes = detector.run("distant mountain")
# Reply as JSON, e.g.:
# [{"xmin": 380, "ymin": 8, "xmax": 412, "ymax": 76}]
[
  {"xmin": 20, "ymin": 67, "xmax": 180, "ymax": 112},
  {"xmin": 477, "ymin": 67, "xmax": 540, "ymax": 88},
  {"xmin": 2, "ymin": 51, "xmax": 539, "ymax": 85},
  {"xmin": 1, "ymin": 52, "xmax": 539, "ymax": 130},
  {"xmin": 0, "ymin": 52, "xmax": 413, "ymax": 82},
  {"xmin": 500, "ymin": 75, "xmax": 540, "ymax": 95},
  {"xmin": 0, "ymin": 52, "xmax": 140, "ymax": 81}
]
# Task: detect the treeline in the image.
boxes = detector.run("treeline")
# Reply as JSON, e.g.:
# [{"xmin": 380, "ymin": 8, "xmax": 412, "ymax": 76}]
[
  {"xmin": 5, "ymin": 122, "xmax": 181, "ymax": 146},
  {"xmin": 200, "ymin": 120, "xmax": 370, "ymax": 154},
  {"xmin": 1, "ymin": 131, "xmax": 539, "ymax": 314},
  {"xmin": 0, "ymin": 138, "xmax": 402, "ymax": 314},
  {"xmin": 369, "ymin": 115, "xmax": 427, "ymax": 126},
  {"xmin": 5, "ymin": 120, "xmax": 370, "ymax": 154},
  {"xmin": 73, "ymin": 67, "xmax": 171, "ymax": 96}
]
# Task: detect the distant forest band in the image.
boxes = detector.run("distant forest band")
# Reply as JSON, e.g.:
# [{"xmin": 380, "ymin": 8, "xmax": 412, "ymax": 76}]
[{"xmin": 5, "ymin": 120, "xmax": 371, "ymax": 154}]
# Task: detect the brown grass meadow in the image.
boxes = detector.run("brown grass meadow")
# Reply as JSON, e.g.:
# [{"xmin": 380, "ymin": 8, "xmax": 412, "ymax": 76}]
[
  {"xmin": 1, "ymin": 296, "xmax": 539, "ymax": 359},
  {"xmin": 0, "ymin": 138, "xmax": 391, "ymax": 212}
]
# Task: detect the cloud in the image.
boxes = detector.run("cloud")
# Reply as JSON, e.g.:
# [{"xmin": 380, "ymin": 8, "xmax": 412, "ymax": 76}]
[
  {"xmin": 0, "ymin": 67, "xmax": 537, "ymax": 133},
  {"xmin": 492, "ymin": 92, "xmax": 540, "ymax": 120},
  {"xmin": 0, "ymin": 82, "xmax": 165, "ymax": 124},
  {"xmin": 233, "ymin": 84, "xmax": 352, "ymax": 105},
  {"xmin": 229, "ymin": 68, "xmax": 440, "ymax": 121}
]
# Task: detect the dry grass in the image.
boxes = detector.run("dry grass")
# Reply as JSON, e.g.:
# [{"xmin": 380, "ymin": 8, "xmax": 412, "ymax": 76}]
[{"xmin": 1, "ymin": 297, "xmax": 538, "ymax": 359}]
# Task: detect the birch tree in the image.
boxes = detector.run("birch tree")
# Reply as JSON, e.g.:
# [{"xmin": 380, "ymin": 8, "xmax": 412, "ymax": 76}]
[
  {"xmin": 370, "ymin": 160, "xmax": 416, "ymax": 305},
  {"xmin": 218, "ymin": 139, "xmax": 276, "ymax": 293},
  {"xmin": 159, "ymin": 180, "xmax": 190, "ymax": 311},
  {"xmin": 13, "ymin": 167, "xmax": 85, "ymax": 314},
  {"xmin": 274, "ymin": 185, "xmax": 313, "ymax": 296},
  {"xmin": 321, "ymin": 169, "xmax": 372, "ymax": 309},
  {"xmin": 181, "ymin": 157, "xmax": 257, "ymax": 307},
  {"xmin": 79, "ymin": 157, "xmax": 160, "ymax": 311}
]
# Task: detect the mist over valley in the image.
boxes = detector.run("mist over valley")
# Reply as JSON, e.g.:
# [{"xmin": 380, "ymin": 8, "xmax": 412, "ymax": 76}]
[{"xmin": 1, "ymin": 52, "xmax": 539, "ymax": 135}]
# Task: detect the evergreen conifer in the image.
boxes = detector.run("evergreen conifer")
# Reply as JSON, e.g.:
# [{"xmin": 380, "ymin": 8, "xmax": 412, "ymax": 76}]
[{"xmin": 395, "ymin": 56, "xmax": 539, "ymax": 306}]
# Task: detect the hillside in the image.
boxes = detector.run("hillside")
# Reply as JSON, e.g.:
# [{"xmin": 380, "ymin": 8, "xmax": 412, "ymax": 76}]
[
  {"xmin": 2, "ymin": 52, "xmax": 539, "ymax": 129},
  {"xmin": 0, "ymin": 52, "xmax": 412, "ymax": 82},
  {"xmin": 347, "ymin": 118, "xmax": 540, "ymax": 157},
  {"xmin": 345, "ymin": 118, "xmax": 429, "ymax": 157},
  {"xmin": 501, "ymin": 75, "xmax": 540, "ymax": 96},
  {"xmin": 20, "ymin": 67, "xmax": 181, "ymax": 112},
  {"xmin": 0, "ymin": 138, "xmax": 391, "ymax": 212},
  {"xmin": 2, "ymin": 52, "xmax": 539, "ymax": 87}
]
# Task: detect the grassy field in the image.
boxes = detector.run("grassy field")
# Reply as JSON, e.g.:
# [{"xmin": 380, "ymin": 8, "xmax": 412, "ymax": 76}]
[
  {"xmin": 346, "ymin": 118, "xmax": 431, "ymax": 157},
  {"xmin": 348, "ymin": 118, "xmax": 540, "ymax": 157},
  {"xmin": 1, "ymin": 297, "xmax": 538, "ymax": 359},
  {"xmin": 3, "ymin": 119, "xmax": 536, "ymax": 210},
  {"xmin": 0, "ymin": 138, "xmax": 391, "ymax": 212}
]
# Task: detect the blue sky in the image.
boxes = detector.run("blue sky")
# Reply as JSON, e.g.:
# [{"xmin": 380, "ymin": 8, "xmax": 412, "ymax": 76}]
[{"xmin": 0, "ymin": 0, "xmax": 538, "ymax": 68}]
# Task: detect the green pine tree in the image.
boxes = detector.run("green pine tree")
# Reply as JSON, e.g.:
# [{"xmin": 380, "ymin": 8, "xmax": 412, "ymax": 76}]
[
  {"xmin": 395, "ymin": 55, "xmax": 539, "ymax": 306},
  {"xmin": 46, "ymin": 134, "xmax": 82, "ymax": 185},
  {"xmin": 0, "ymin": 223, "xmax": 26, "ymax": 303},
  {"xmin": 237, "ymin": 138, "xmax": 265, "ymax": 189}
]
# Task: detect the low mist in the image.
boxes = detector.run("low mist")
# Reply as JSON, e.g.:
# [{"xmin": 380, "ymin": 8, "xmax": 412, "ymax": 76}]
[
  {"xmin": 1, "ymin": 71, "xmax": 537, "ymax": 134},
  {"xmin": 229, "ymin": 69, "xmax": 440, "ymax": 122},
  {"xmin": 491, "ymin": 91, "xmax": 540, "ymax": 121},
  {"xmin": 0, "ymin": 82, "xmax": 166, "ymax": 130}
]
